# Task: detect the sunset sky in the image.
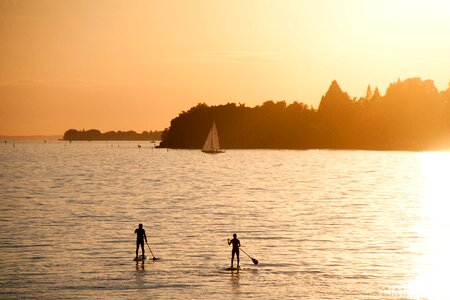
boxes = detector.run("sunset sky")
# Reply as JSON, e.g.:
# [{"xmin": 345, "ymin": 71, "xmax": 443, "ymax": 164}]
[{"xmin": 1, "ymin": 0, "xmax": 449, "ymax": 136}]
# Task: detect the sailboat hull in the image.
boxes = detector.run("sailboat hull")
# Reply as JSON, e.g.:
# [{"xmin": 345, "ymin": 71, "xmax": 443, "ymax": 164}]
[{"xmin": 202, "ymin": 149, "xmax": 224, "ymax": 154}]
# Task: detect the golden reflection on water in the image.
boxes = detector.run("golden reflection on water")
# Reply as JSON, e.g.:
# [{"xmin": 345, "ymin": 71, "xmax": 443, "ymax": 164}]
[
  {"xmin": 230, "ymin": 269, "xmax": 240, "ymax": 293},
  {"xmin": 406, "ymin": 152, "xmax": 450, "ymax": 299},
  {"xmin": 135, "ymin": 261, "xmax": 145, "ymax": 271}
]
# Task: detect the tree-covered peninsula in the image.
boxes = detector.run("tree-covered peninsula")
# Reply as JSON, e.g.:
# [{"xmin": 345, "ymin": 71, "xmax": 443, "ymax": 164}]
[
  {"xmin": 159, "ymin": 78, "xmax": 450, "ymax": 150},
  {"xmin": 63, "ymin": 129, "xmax": 162, "ymax": 141}
]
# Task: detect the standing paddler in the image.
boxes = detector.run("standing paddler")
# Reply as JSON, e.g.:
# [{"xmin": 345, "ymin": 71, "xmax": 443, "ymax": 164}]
[
  {"xmin": 228, "ymin": 233, "xmax": 241, "ymax": 268},
  {"xmin": 134, "ymin": 223, "xmax": 147, "ymax": 259}
]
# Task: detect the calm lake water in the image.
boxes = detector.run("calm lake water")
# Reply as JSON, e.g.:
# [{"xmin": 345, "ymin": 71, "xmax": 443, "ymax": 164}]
[{"xmin": 1, "ymin": 141, "xmax": 450, "ymax": 299}]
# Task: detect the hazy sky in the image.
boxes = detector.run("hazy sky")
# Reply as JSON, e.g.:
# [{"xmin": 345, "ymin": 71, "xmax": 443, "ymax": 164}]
[{"xmin": 1, "ymin": 0, "xmax": 449, "ymax": 135}]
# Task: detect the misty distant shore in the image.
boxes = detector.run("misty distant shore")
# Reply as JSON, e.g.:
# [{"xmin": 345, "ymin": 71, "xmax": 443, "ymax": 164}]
[
  {"xmin": 1, "ymin": 135, "xmax": 62, "ymax": 141},
  {"xmin": 62, "ymin": 129, "xmax": 162, "ymax": 141}
]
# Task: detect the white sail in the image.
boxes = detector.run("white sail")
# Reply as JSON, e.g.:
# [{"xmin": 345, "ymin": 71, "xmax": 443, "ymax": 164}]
[{"xmin": 202, "ymin": 122, "xmax": 223, "ymax": 153}]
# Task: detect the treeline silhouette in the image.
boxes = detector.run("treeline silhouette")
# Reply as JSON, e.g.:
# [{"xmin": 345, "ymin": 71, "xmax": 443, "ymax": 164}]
[
  {"xmin": 63, "ymin": 129, "xmax": 162, "ymax": 141},
  {"xmin": 159, "ymin": 78, "xmax": 450, "ymax": 150}
]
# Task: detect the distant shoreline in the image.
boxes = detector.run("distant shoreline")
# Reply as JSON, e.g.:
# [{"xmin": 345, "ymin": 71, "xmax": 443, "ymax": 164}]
[
  {"xmin": 0, "ymin": 135, "xmax": 62, "ymax": 141},
  {"xmin": 62, "ymin": 129, "xmax": 163, "ymax": 141}
]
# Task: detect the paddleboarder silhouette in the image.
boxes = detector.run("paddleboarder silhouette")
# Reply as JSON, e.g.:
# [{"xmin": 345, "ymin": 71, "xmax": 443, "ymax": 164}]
[
  {"xmin": 135, "ymin": 224, "xmax": 147, "ymax": 259},
  {"xmin": 228, "ymin": 233, "xmax": 241, "ymax": 268}
]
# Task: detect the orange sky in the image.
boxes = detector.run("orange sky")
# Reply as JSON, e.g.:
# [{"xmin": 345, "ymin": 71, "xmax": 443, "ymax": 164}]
[{"xmin": 1, "ymin": 0, "xmax": 449, "ymax": 135}]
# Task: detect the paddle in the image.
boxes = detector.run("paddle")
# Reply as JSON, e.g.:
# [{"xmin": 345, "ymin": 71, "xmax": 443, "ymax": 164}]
[
  {"xmin": 240, "ymin": 248, "xmax": 259, "ymax": 265},
  {"xmin": 145, "ymin": 240, "xmax": 157, "ymax": 260}
]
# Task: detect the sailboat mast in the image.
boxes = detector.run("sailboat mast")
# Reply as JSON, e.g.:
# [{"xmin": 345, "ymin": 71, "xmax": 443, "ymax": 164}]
[{"xmin": 212, "ymin": 123, "xmax": 216, "ymax": 149}]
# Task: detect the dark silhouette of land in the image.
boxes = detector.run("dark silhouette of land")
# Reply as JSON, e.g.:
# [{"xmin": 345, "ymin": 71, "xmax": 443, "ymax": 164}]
[
  {"xmin": 63, "ymin": 129, "xmax": 162, "ymax": 141},
  {"xmin": 159, "ymin": 78, "xmax": 450, "ymax": 151}
]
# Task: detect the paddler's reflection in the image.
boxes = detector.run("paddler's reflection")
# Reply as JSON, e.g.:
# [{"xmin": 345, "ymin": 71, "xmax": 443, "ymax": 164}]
[
  {"xmin": 230, "ymin": 269, "xmax": 240, "ymax": 293},
  {"xmin": 135, "ymin": 260, "xmax": 145, "ymax": 271},
  {"xmin": 230, "ymin": 269, "xmax": 239, "ymax": 277}
]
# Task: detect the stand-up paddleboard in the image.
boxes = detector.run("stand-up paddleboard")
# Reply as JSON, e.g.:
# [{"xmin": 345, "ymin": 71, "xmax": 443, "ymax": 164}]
[
  {"xmin": 225, "ymin": 266, "xmax": 241, "ymax": 271},
  {"xmin": 133, "ymin": 255, "xmax": 147, "ymax": 261}
]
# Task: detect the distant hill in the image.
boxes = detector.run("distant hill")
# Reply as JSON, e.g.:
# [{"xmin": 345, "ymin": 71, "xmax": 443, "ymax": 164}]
[{"xmin": 62, "ymin": 129, "xmax": 162, "ymax": 141}]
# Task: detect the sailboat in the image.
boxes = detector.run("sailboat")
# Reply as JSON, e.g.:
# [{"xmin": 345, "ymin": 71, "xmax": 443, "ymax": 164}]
[{"xmin": 202, "ymin": 122, "xmax": 224, "ymax": 153}]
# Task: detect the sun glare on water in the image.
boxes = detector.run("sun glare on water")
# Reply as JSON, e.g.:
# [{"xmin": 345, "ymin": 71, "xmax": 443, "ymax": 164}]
[{"xmin": 406, "ymin": 152, "xmax": 450, "ymax": 299}]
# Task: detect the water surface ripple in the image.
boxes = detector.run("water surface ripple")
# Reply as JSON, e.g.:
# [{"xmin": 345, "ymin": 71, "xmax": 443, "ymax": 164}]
[{"xmin": 1, "ymin": 142, "xmax": 449, "ymax": 299}]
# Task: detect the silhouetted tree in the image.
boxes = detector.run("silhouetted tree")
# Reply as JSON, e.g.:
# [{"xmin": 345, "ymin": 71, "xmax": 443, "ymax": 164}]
[
  {"xmin": 365, "ymin": 85, "xmax": 373, "ymax": 100},
  {"xmin": 318, "ymin": 80, "xmax": 357, "ymax": 147}
]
